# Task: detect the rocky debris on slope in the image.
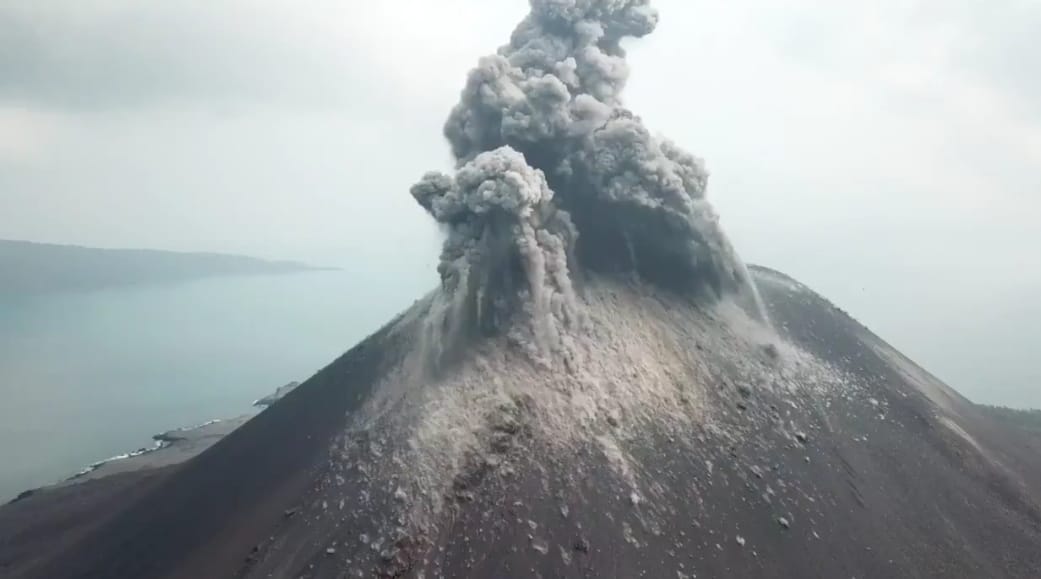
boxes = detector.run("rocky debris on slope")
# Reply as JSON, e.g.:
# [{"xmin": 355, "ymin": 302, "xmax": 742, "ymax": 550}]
[{"xmin": 193, "ymin": 274, "xmax": 1041, "ymax": 579}]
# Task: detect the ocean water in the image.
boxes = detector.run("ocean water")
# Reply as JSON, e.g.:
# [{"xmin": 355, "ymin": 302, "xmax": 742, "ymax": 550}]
[{"xmin": 0, "ymin": 270, "xmax": 429, "ymax": 502}]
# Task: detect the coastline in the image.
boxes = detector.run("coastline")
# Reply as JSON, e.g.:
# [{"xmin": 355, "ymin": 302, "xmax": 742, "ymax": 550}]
[
  {"xmin": 6, "ymin": 381, "xmax": 300, "ymax": 505},
  {"xmin": 0, "ymin": 381, "xmax": 301, "ymax": 576}
]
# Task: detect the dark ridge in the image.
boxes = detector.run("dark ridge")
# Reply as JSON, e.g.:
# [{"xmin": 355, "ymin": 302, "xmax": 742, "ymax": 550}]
[{"xmin": 0, "ymin": 239, "xmax": 327, "ymax": 296}]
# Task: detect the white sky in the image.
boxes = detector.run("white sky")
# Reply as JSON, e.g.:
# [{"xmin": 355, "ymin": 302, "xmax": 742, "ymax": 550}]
[{"xmin": 1, "ymin": 0, "xmax": 1038, "ymax": 407}]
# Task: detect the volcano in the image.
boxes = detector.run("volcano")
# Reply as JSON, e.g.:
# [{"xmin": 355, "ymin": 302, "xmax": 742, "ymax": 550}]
[
  {"xmin": 2, "ymin": 1, "xmax": 1039, "ymax": 577},
  {"xmin": 3, "ymin": 267, "xmax": 1040, "ymax": 578}
]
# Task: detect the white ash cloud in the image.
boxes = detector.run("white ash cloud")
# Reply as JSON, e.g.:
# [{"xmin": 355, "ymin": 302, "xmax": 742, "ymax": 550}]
[{"xmin": 413, "ymin": 0, "xmax": 757, "ymax": 354}]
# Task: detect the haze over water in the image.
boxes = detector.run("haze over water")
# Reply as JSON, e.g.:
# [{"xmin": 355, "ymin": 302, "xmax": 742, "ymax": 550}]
[{"xmin": 0, "ymin": 270, "xmax": 423, "ymax": 502}]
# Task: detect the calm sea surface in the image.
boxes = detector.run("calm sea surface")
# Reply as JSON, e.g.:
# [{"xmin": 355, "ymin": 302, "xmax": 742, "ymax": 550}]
[{"xmin": 0, "ymin": 270, "xmax": 427, "ymax": 502}]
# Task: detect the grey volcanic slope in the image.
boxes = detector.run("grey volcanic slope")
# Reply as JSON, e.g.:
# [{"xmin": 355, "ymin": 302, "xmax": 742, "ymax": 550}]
[
  {"xmin": 5, "ymin": 266, "xmax": 1040, "ymax": 579},
  {"xmin": 0, "ymin": 239, "xmax": 316, "ymax": 295}
]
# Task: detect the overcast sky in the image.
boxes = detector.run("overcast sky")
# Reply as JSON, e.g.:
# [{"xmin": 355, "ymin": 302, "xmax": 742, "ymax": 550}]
[{"xmin": 1, "ymin": 0, "xmax": 1038, "ymax": 407}]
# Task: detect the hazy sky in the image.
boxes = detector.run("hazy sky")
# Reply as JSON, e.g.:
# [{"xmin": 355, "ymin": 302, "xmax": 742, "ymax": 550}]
[{"xmin": 1, "ymin": 0, "xmax": 1038, "ymax": 407}]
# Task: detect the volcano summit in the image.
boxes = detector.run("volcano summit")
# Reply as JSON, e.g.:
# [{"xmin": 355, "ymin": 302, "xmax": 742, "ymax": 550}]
[{"xmin": 2, "ymin": 1, "xmax": 1039, "ymax": 578}]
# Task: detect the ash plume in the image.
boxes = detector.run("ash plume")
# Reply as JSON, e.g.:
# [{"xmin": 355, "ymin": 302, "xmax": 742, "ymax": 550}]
[
  {"xmin": 414, "ymin": 0, "xmax": 758, "ymax": 357},
  {"xmin": 411, "ymin": 147, "xmax": 579, "ymax": 363}
]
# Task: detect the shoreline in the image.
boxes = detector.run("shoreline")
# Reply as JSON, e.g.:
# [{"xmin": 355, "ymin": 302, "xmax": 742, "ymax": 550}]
[{"xmin": 6, "ymin": 381, "xmax": 300, "ymax": 505}]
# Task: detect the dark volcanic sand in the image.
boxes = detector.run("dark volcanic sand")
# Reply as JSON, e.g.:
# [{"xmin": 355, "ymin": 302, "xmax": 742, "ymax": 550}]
[{"xmin": 2, "ymin": 267, "xmax": 1040, "ymax": 579}]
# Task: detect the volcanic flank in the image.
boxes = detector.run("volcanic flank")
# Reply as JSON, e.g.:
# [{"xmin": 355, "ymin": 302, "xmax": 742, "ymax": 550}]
[{"xmin": 3, "ymin": 1, "xmax": 1040, "ymax": 578}]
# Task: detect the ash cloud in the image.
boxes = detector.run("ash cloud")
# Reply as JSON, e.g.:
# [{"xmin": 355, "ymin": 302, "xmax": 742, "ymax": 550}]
[
  {"xmin": 411, "ymin": 147, "xmax": 579, "ymax": 362},
  {"xmin": 413, "ymin": 0, "xmax": 756, "ymax": 357}
]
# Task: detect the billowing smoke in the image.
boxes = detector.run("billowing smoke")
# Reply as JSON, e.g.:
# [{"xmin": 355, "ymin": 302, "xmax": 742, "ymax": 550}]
[
  {"xmin": 411, "ymin": 147, "xmax": 579, "ymax": 363},
  {"xmin": 413, "ymin": 0, "xmax": 755, "ymax": 358}
]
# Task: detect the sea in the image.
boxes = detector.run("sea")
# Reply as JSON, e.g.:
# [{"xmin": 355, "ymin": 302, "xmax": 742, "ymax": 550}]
[{"xmin": 0, "ymin": 270, "xmax": 430, "ymax": 503}]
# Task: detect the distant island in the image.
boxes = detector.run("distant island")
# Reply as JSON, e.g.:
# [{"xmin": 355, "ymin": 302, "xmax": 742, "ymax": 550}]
[
  {"xmin": 0, "ymin": 239, "xmax": 324, "ymax": 296},
  {"xmin": 978, "ymin": 404, "xmax": 1041, "ymax": 433}
]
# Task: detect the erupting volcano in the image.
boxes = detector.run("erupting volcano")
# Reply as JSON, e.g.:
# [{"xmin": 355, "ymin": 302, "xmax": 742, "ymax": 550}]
[{"xmin": 3, "ymin": 1, "xmax": 1040, "ymax": 578}]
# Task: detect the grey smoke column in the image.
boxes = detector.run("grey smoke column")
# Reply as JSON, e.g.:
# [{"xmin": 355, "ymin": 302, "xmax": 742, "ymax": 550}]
[
  {"xmin": 413, "ymin": 0, "xmax": 752, "ymax": 349},
  {"xmin": 412, "ymin": 148, "xmax": 579, "ymax": 361}
]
